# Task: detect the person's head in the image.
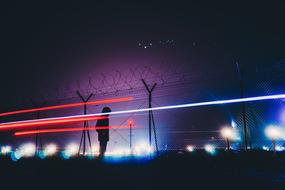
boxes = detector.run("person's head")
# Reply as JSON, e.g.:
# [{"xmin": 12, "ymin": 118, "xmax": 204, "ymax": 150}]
[{"xmin": 102, "ymin": 107, "xmax": 111, "ymax": 116}]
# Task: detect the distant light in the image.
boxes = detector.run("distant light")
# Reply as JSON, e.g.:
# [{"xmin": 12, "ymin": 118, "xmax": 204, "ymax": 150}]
[
  {"xmin": 265, "ymin": 125, "xmax": 282, "ymax": 140},
  {"xmin": 44, "ymin": 143, "xmax": 58, "ymax": 156},
  {"xmin": 64, "ymin": 143, "xmax": 78, "ymax": 158},
  {"xmin": 186, "ymin": 145, "xmax": 195, "ymax": 152},
  {"xmin": 144, "ymin": 46, "xmax": 147, "ymax": 49},
  {"xmin": 204, "ymin": 144, "xmax": 216, "ymax": 154},
  {"xmin": 221, "ymin": 127, "xmax": 235, "ymax": 140},
  {"xmin": 1, "ymin": 145, "xmax": 12, "ymax": 154}
]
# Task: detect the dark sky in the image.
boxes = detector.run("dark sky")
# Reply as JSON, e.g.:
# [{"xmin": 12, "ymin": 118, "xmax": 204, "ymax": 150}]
[
  {"xmin": 0, "ymin": 1, "xmax": 285, "ymax": 148},
  {"xmin": 1, "ymin": 1, "xmax": 284, "ymax": 101}
]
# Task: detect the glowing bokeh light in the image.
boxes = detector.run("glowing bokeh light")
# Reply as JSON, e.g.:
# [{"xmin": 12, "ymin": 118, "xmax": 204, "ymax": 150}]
[
  {"xmin": 275, "ymin": 145, "xmax": 285, "ymax": 152},
  {"xmin": 63, "ymin": 143, "xmax": 78, "ymax": 158},
  {"xmin": 1, "ymin": 145, "xmax": 12, "ymax": 154},
  {"xmin": 16, "ymin": 143, "xmax": 36, "ymax": 158},
  {"xmin": 43, "ymin": 143, "xmax": 58, "ymax": 156},
  {"xmin": 262, "ymin": 146, "xmax": 270, "ymax": 151}
]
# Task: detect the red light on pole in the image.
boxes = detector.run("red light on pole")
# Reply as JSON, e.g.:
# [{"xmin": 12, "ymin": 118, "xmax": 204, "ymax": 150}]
[
  {"xmin": 128, "ymin": 119, "xmax": 134, "ymax": 152},
  {"xmin": 128, "ymin": 119, "xmax": 134, "ymax": 126},
  {"xmin": 0, "ymin": 96, "xmax": 133, "ymax": 117},
  {"xmin": 14, "ymin": 126, "xmax": 131, "ymax": 136}
]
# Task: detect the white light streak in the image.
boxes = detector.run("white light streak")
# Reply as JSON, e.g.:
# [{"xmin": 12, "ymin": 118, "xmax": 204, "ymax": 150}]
[{"xmin": 2, "ymin": 94, "xmax": 285, "ymax": 127}]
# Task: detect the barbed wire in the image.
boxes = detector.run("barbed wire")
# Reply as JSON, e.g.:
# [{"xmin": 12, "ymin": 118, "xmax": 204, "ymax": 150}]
[
  {"xmin": 31, "ymin": 64, "xmax": 199, "ymax": 104},
  {"xmin": 27, "ymin": 60, "xmax": 285, "ymax": 109}
]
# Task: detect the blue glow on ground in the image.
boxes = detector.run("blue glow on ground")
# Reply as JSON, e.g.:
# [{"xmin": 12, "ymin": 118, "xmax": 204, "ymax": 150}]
[
  {"xmin": 10, "ymin": 151, "xmax": 21, "ymax": 162},
  {"xmin": 38, "ymin": 151, "xmax": 46, "ymax": 159},
  {"xmin": 102, "ymin": 154, "xmax": 156, "ymax": 163},
  {"xmin": 61, "ymin": 152, "xmax": 71, "ymax": 160}
]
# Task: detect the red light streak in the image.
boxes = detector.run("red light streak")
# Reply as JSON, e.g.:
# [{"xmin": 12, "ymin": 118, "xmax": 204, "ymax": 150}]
[
  {"xmin": 0, "ymin": 116, "xmax": 106, "ymax": 131},
  {"xmin": 0, "ymin": 97, "xmax": 133, "ymax": 117},
  {"xmin": 14, "ymin": 126, "xmax": 132, "ymax": 136}
]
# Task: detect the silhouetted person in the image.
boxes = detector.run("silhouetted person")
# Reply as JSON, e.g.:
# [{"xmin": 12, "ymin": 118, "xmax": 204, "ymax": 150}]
[{"xmin": 96, "ymin": 107, "xmax": 111, "ymax": 157}]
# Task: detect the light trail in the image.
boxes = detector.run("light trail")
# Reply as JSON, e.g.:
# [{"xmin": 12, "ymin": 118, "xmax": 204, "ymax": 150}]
[
  {"xmin": 1, "ymin": 93, "xmax": 285, "ymax": 131},
  {"xmin": 14, "ymin": 126, "xmax": 132, "ymax": 136},
  {"xmin": 0, "ymin": 96, "xmax": 133, "ymax": 117},
  {"xmin": 97, "ymin": 93, "xmax": 285, "ymax": 117},
  {"xmin": 0, "ymin": 116, "xmax": 106, "ymax": 131},
  {"xmin": 65, "ymin": 93, "xmax": 285, "ymax": 117}
]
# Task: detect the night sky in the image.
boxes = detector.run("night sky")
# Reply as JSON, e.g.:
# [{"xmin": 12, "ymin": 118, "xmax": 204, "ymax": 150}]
[{"xmin": 0, "ymin": 1, "xmax": 285, "ymax": 149}]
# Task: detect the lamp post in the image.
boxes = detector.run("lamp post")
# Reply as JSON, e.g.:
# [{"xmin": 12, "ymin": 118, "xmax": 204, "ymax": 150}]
[
  {"xmin": 265, "ymin": 125, "xmax": 281, "ymax": 153},
  {"xmin": 221, "ymin": 127, "xmax": 235, "ymax": 151}
]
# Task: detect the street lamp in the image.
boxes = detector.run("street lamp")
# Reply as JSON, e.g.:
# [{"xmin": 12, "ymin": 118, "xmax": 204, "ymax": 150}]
[
  {"xmin": 265, "ymin": 125, "xmax": 281, "ymax": 153},
  {"xmin": 221, "ymin": 127, "xmax": 235, "ymax": 151}
]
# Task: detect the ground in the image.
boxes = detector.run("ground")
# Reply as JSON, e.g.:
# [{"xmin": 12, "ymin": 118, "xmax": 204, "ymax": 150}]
[{"xmin": 1, "ymin": 150, "xmax": 285, "ymax": 190}]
